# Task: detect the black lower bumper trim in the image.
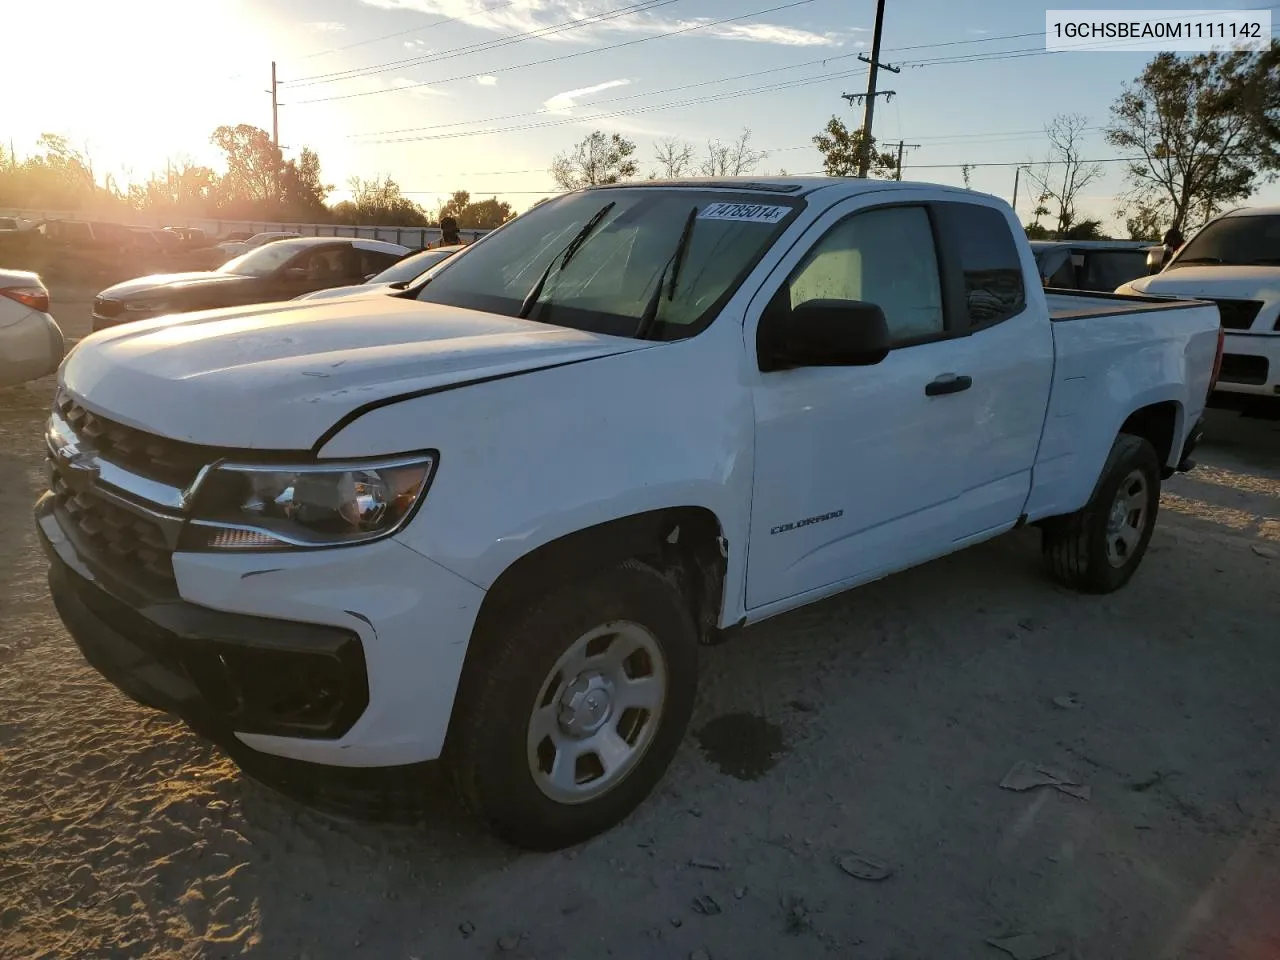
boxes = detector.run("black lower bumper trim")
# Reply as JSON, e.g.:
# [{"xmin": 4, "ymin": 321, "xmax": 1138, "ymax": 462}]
[{"xmin": 38, "ymin": 496, "xmax": 369, "ymax": 741}]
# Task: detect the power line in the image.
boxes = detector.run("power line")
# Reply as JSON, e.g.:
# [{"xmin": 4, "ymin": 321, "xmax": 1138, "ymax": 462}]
[
  {"xmin": 285, "ymin": 0, "xmax": 684, "ymax": 87},
  {"xmin": 358, "ymin": 67, "xmax": 870, "ymax": 144},
  {"xmin": 291, "ymin": 0, "xmax": 821, "ymax": 105},
  {"xmin": 351, "ymin": 52, "xmax": 871, "ymax": 138}
]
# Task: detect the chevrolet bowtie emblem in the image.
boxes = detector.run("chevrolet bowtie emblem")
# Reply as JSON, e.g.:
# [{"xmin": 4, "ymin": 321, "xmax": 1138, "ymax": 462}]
[{"xmin": 56, "ymin": 445, "xmax": 100, "ymax": 492}]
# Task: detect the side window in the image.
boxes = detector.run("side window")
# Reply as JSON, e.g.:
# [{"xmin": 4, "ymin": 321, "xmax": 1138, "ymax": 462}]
[
  {"xmin": 934, "ymin": 203, "xmax": 1026, "ymax": 326},
  {"xmin": 786, "ymin": 206, "xmax": 944, "ymax": 344},
  {"xmin": 360, "ymin": 249, "xmax": 399, "ymax": 276},
  {"xmin": 1045, "ymin": 252, "xmax": 1076, "ymax": 288},
  {"xmin": 1081, "ymin": 251, "xmax": 1149, "ymax": 291}
]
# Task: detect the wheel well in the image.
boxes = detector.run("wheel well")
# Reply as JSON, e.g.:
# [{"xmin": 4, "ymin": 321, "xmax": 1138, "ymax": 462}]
[
  {"xmin": 473, "ymin": 507, "xmax": 729, "ymax": 645},
  {"xmin": 1120, "ymin": 401, "xmax": 1179, "ymax": 467}
]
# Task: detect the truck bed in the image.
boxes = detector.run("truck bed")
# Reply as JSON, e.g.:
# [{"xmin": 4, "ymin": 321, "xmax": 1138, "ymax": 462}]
[{"xmin": 1045, "ymin": 288, "xmax": 1210, "ymax": 322}]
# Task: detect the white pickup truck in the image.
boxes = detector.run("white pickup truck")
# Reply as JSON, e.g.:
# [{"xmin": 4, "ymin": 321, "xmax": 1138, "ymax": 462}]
[
  {"xmin": 1116, "ymin": 205, "xmax": 1280, "ymax": 413},
  {"xmin": 36, "ymin": 178, "xmax": 1222, "ymax": 850}
]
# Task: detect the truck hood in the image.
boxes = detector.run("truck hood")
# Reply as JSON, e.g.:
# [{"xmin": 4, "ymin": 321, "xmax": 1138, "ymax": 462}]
[
  {"xmin": 1128, "ymin": 265, "xmax": 1280, "ymax": 302},
  {"xmin": 61, "ymin": 297, "xmax": 653, "ymax": 449},
  {"xmin": 97, "ymin": 271, "xmax": 257, "ymax": 301}
]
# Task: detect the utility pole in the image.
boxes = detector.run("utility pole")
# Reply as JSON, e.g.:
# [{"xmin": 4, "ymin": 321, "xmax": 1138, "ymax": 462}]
[
  {"xmin": 268, "ymin": 61, "xmax": 280, "ymax": 202},
  {"xmin": 1011, "ymin": 166, "xmax": 1022, "ymax": 212},
  {"xmin": 845, "ymin": 0, "xmax": 900, "ymax": 178},
  {"xmin": 893, "ymin": 140, "xmax": 920, "ymax": 181}
]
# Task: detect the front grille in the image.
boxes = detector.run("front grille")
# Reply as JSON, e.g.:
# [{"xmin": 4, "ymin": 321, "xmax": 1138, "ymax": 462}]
[
  {"xmin": 56, "ymin": 394, "xmax": 213, "ymax": 488},
  {"xmin": 1205, "ymin": 298, "xmax": 1264, "ymax": 331},
  {"xmin": 1218, "ymin": 353, "xmax": 1269, "ymax": 386},
  {"xmin": 93, "ymin": 297, "xmax": 122, "ymax": 318},
  {"xmin": 50, "ymin": 468, "xmax": 176, "ymax": 587}
]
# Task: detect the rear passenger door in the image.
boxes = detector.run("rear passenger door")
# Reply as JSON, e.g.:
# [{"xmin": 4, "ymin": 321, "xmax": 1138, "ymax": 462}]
[{"xmin": 930, "ymin": 202, "xmax": 1055, "ymax": 541}]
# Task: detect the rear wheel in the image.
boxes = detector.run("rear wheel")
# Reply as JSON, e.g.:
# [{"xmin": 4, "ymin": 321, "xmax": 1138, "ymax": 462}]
[
  {"xmin": 1042, "ymin": 433, "xmax": 1162, "ymax": 594},
  {"xmin": 447, "ymin": 559, "xmax": 698, "ymax": 850}
]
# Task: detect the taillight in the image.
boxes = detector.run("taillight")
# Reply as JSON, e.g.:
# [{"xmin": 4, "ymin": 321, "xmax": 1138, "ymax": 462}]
[
  {"xmin": 0, "ymin": 285, "xmax": 50, "ymax": 314},
  {"xmin": 1209, "ymin": 325, "xmax": 1225, "ymax": 391}
]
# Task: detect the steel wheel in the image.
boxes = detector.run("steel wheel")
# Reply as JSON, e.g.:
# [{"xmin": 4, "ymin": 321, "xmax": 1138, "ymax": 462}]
[
  {"xmin": 1104, "ymin": 468, "xmax": 1149, "ymax": 568},
  {"xmin": 527, "ymin": 620, "xmax": 668, "ymax": 804}
]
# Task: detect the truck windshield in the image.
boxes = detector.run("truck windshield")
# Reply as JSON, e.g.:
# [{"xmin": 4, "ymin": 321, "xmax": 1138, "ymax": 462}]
[
  {"xmin": 415, "ymin": 188, "xmax": 803, "ymax": 340},
  {"xmin": 1172, "ymin": 214, "xmax": 1280, "ymax": 267}
]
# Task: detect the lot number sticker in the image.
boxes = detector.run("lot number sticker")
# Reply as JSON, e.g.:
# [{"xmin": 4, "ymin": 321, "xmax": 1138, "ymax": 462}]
[{"xmin": 697, "ymin": 202, "xmax": 790, "ymax": 224}]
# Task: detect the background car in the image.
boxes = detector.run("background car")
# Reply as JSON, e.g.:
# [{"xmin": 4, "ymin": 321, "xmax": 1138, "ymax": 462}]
[
  {"xmin": 90, "ymin": 236, "xmax": 410, "ymax": 330},
  {"xmin": 293, "ymin": 244, "xmax": 465, "ymax": 302},
  {"xmin": 1031, "ymin": 240, "xmax": 1158, "ymax": 292},
  {"xmin": 0, "ymin": 217, "xmax": 21, "ymax": 233},
  {"xmin": 215, "ymin": 230, "xmax": 301, "ymax": 260},
  {"xmin": 0, "ymin": 269, "xmax": 65, "ymax": 387}
]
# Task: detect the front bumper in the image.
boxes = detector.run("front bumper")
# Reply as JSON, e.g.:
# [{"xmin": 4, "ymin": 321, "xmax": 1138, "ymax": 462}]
[
  {"xmin": 1213, "ymin": 333, "xmax": 1279, "ymax": 398},
  {"xmin": 36, "ymin": 492, "xmax": 487, "ymax": 768}
]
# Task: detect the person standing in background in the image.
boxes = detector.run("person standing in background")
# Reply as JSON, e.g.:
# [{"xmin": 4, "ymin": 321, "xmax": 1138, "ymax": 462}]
[{"xmin": 433, "ymin": 216, "xmax": 462, "ymax": 249}]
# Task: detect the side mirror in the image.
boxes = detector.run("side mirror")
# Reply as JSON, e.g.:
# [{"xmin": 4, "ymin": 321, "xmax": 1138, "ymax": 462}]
[{"xmin": 758, "ymin": 298, "xmax": 891, "ymax": 371}]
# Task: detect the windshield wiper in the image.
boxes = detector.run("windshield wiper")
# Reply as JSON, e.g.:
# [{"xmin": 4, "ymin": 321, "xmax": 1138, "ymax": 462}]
[
  {"xmin": 1174, "ymin": 256, "xmax": 1222, "ymax": 265},
  {"xmin": 633, "ymin": 206, "xmax": 698, "ymax": 340},
  {"xmin": 517, "ymin": 201, "xmax": 616, "ymax": 320},
  {"xmin": 1248, "ymin": 258, "xmax": 1280, "ymax": 265}
]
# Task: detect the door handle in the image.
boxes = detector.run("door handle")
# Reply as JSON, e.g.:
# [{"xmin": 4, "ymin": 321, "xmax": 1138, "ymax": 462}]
[{"xmin": 925, "ymin": 373, "xmax": 973, "ymax": 397}]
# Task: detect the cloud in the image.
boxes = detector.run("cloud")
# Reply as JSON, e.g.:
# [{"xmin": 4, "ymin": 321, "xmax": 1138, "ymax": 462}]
[
  {"xmin": 360, "ymin": 0, "xmax": 846, "ymax": 47},
  {"xmin": 706, "ymin": 22, "xmax": 841, "ymax": 46},
  {"xmin": 475, "ymin": 75, "xmax": 498, "ymax": 86},
  {"xmin": 544, "ymin": 78, "xmax": 631, "ymax": 114},
  {"xmin": 307, "ymin": 21, "xmax": 347, "ymax": 32}
]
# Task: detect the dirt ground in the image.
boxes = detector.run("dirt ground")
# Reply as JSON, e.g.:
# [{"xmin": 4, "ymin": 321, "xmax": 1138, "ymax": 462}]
[{"xmin": 2, "ymin": 360, "xmax": 1279, "ymax": 958}]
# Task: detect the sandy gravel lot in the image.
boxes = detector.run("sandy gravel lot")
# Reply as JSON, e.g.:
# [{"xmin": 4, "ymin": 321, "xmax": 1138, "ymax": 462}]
[{"xmin": 2, "ymin": 364, "xmax": 1278, "ymax": 959}]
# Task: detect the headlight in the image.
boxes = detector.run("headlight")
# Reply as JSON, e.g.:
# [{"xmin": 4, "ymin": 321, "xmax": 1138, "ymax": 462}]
[{"xmin": 182, "ymin": 453, "xmax": 437, "ymax": 550}]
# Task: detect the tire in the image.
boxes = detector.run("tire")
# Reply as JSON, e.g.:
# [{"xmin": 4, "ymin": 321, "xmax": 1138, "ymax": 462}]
[
  {"xmin": 1042, "ymin": 433, "xmax": 1162, "ymax": 594},
  {"xmin": 447, "ymin": 559, "xmax": 699, "ymax": 850}
]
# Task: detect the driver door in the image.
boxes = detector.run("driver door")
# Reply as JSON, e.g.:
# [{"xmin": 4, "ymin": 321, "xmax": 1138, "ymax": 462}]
[
  {"xmin": 273, "ymin": 244, "xmax": 356, "ymax": 298},
  {"xmin": 745, "ymin": 196, "xmax": 975, "ymax": 610}
]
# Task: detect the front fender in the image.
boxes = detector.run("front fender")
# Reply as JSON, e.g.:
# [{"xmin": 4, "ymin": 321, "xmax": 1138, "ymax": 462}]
[{"xmin": 317, "ymin": 321, "xmax": 755, "ymax": 622}]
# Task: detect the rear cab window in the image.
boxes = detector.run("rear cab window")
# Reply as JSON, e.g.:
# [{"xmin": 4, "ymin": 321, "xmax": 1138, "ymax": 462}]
[{"xmin": 931, "ymin": 202, "xmax": 1026, "ymax": 328}]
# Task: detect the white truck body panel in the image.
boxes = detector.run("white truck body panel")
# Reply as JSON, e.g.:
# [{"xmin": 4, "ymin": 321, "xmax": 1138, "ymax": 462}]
[{"xmin": 41, "ymin": 178, "xmax": 1221, "ymax": 769}]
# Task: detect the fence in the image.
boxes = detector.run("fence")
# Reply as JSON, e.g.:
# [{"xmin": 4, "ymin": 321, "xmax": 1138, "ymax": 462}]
[{"xmin": 0, "ymin": 208, "xmax": 490, "ymax": 249}]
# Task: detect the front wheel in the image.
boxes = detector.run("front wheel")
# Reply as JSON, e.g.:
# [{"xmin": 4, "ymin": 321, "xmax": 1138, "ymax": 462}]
[
  {"xmin": 1042, "ymin": 433, "xmax": 1162, "ymax": 594},
  {"xmin": 447, "ymin": 560, "xmax": 699, "ymax": 850}
]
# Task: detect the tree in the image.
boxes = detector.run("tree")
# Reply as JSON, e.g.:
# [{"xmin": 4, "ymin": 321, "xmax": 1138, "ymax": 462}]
[
  {"xmin": 1120, "ymin": 201, "xmax": 1164, "ymax": 241},
  {"xmin": 0, "ymin": 133, "xmax": 111, "ymax": 211},
  {"xmin": 279, "ymin": 147, "xmax": 331, "ymax": 219},
  {"xmin": 1061, "ymin": 218, "xmax": 1105, "ymax": 240},
  {"xmin": 1025, "ymin": 114, "xmax": 1103, "ymax": 237},
  {"xmin": 437, "ymin": 189, "xmax": 515, "ymax": 230},
  {"xmin": 126, "ymin": 160, "xmax": 218, "ymax": 213},
  {"xmin": 210, "ymin": 124, "xmax": 280, "ymax": 208},
  {"xmin": 961, "ymin": 163, "xmax": 974, "ymax": 189},
  {"xmin": 335, "ymin": 175, "xmax": 429, "ymax": 225},
  {"xmin": 551, "ymin": 131, "xmax": 637, "ymax": 190},
  {"xmin": 699, "ymin": 129, "xmax": 767, "ymax": 177},
  {"xmin": 650, "ymin": 137, "xmax": 696, "ymax": 179},
  {"xmin": 1106, "ymin": 45, "xmax": 1280, "ymax": 233},
  {"xmin": 812, "ymin": 117, "xmax": 897, "ymax": 179}
]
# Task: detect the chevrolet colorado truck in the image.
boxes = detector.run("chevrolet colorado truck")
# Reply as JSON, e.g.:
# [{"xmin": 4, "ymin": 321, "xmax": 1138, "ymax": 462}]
[{"xmin": 36, "ymin": 178, "xmax": 1222, "ymax": 850}]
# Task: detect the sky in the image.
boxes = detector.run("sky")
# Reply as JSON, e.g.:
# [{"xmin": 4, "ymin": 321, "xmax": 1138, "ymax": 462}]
[{"xmin": 4, "ymin": 0, "xmax": 1279, "ymax": 231}]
